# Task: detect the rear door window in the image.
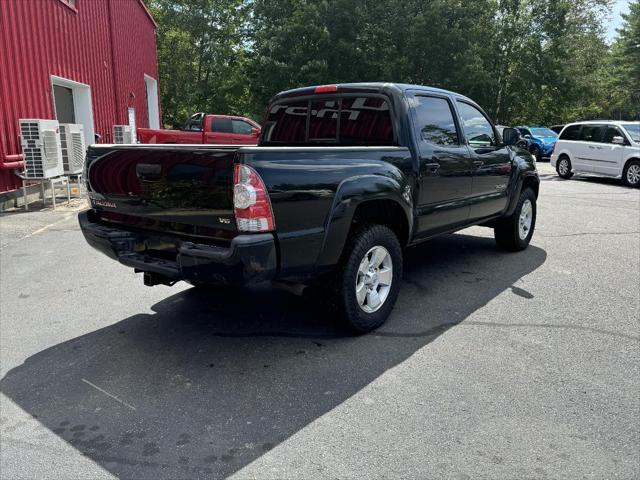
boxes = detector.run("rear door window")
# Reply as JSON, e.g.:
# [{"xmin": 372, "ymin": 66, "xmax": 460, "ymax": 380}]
[
  {"xmin": 579, "ymin": 125, "xmax": 604, "ymax": 143},
  {"xmin": 263, "ymin": 95, "xmax": 394, "ymax": 145},
  {"xmin": 411, "ymin": 96, "xmax": 459, "ymax": 146},
  {"xmin": 559, "ymin": 125, "xmax": 581, "ymax": 140}
]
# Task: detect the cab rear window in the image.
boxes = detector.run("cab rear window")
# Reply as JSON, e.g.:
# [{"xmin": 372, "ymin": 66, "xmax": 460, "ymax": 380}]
[{"xmin": 262, "ymin": 95, "xmax": 395, "ymax": 146}]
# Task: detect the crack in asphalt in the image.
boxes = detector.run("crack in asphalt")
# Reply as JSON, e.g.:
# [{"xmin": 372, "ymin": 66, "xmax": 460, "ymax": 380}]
[
  {"xmin": 201, "ymin": 320, "xmax": 638, "ymax": 342},
  {"xmin": 539, "ymin": 231, "xmax": 639, "ymax": 238},
  {"xmin": 464, "ymin": 321, "xmax": 639, "ymax": 341},
  {"xmin": 541, "ymin": 191, "xmax": 639, "ymax": 196}
]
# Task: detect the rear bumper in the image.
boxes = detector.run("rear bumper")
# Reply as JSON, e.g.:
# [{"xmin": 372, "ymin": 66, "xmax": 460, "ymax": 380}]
[{"xmin": 79, "ymin": 210, "xmax": 277, "ymax": 286}]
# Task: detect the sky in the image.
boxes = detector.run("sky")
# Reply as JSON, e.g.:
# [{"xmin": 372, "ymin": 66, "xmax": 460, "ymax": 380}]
[{"xmin": 606, "ymin": 0, "xmax": 631, "ymax": 42}]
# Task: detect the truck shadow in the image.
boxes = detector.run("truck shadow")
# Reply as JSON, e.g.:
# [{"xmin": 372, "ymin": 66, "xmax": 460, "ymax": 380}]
[{"xmin": 1, "ymin": 233, "xmax": 546, "ymax": 479}]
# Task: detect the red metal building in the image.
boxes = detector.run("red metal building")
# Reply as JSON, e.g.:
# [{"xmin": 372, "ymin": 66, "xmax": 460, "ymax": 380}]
[{"xmin": 0, "ymin": 0, "xmax": 160, "ymax": 194}]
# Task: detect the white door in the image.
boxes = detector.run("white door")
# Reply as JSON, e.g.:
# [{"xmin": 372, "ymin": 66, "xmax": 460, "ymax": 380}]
[
  {"xmin": 576, "ymin": 124, "xmax": 605, "ymax": 173},
  {"xmin": 589, "ymin": 125, "xmax": 625, "ymax": 176},
  {"xmin": 144, "ymin": 74, "xmax": 160, "ymax": 129}
]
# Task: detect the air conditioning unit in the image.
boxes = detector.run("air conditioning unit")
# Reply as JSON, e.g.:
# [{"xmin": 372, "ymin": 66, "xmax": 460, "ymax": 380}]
[
  {"xmin": 19, "ymin": 119, "xmax": 64, "ymax": 179},
  {"xmin": 113, "ymin": 125, "xmax": 134, "ymax": 144},
  {"xmin": 59, "ymin": 123, "xmax": 86, "ymax": 174}
]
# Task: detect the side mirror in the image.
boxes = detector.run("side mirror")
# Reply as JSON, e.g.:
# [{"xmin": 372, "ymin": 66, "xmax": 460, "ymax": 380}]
[
  {"xmin": 251, "ymin": 127, "xmax": 261, "ymax": 136},
  {"xmin": 612, "ymin": 136, "xmax": 625, "ymax": 145},
  {"xmin": 524, "ymin": 134, "xmax": 532, "ymax": 139},
  {"xmin": 502, "ymin": 127, "xmax": 520, "ymax": 146}
]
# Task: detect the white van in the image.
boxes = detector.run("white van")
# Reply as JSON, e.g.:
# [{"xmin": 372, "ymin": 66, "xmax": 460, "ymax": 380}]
[{"xmin": 551, "ymin": 121, "xmax": 640, "ymax": 187}]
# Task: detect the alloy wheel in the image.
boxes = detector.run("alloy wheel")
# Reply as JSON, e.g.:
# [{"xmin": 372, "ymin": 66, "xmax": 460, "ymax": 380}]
[
  {"xmin": 518, "ymin": 199, "xmax": 533, "ymax": 240},
  {"xmin": 558, "ymin": 159, "xmax": 569, "ymax": 176},
  {"xmin": 355, "ymin": 246, "xmax": 393, "ymax": 313},
  {"xmin": 626, "ymin": 164, "xmax": 640, "ymax": 186}
]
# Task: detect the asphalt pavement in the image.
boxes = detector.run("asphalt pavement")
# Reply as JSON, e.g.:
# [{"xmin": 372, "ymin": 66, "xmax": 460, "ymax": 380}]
[{"xmin": 1, "ymin": 163, "xmax": 638, "ymax": 479}]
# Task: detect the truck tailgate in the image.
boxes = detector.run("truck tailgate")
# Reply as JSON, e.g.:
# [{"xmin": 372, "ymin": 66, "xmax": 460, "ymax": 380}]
[{"xmin": 86, "ymin": 145, "xmax": 239, "ymax": 243}]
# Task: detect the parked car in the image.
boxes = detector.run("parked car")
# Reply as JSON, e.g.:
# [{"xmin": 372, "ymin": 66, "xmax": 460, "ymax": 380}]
[
  {"xmin": 79, "ymin": 83, "xmax": 539, "ymax": 333},
  {"xmin": 551, "ymin": 121, "xmax": 640, "ymax": 187},
  {"xmin": 515, "ymin": 126, "xmax": 558, "ymax": 161},
  {"xmin": 549, "ymin": 125, "xmax": 564, "ymax": 134},
  {"xmin": 138, "ymin": 113, "xmax": 261, "ymax": 145}
]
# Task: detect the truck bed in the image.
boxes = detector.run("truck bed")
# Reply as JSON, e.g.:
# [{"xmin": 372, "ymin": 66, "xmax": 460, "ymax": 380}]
[
  {"xmin": 85, "ymin": 143, "xmax": 412, "ymax": 282},
  {"xmin": 86, "ymin": 144, "xmax": 241, "ymax": 244}
]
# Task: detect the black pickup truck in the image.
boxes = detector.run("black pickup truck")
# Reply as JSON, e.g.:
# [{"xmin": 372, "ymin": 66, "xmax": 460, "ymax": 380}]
[{"xmin": 80, "ymin": 83, "xmax": 539, "ymax": 333}]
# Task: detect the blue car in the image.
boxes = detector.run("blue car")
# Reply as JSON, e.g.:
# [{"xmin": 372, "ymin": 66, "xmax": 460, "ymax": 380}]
[{"xmin": 515, "ymin": 126, "xmax": 558, "ymax": 161}]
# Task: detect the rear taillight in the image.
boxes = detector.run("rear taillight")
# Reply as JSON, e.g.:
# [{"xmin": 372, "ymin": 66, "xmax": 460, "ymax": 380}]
[{"xmin": 233, "ymin": 164, "xmax": 275, "ymax": 232}]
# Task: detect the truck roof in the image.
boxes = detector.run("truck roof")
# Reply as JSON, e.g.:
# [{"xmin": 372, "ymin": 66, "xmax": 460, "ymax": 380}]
[{"xmin": 273, "ymin": 82, "xmax": 475, "ymax": 104}]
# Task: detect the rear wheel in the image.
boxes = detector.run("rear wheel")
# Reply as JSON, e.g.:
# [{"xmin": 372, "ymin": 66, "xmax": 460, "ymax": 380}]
[
  {"xmin": 332, "ymin": 224, "xmax": 402, "ymax": 334},
  {"xmin": 556, "ymin": 155, "xmax": 573, "ymax": 179},
  {"xmin": 494, "ymin": 188, "xmax": 537, "ymax": 251},
  {"xmin": 622, "ymin": 160, "xmax": 640, "ymax": 188}
]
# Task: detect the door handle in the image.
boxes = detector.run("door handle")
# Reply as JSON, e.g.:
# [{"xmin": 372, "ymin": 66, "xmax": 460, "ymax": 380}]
[
  {"xmin": 425, "ymin": 162, "xmax": 440, "ymax": 172},
  {"xmin": 473, "ymin": 160, "xmax": 484, "ymax": 168}
]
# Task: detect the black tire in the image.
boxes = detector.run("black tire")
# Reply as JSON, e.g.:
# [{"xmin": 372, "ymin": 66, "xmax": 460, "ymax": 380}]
[
  {"xmin": 494, "ymin": 188, "xmax": 537, "ymax": 251},
  {"xmin": 530, "ymin": 145, "xmax": 541, "ymax": 162},
  {"xmin": 556, "ymin": 155, "xmax": 573, "ymax": 179},
  {"xmin": 622, "ymin": 160, "xmax": 640, "ymax": 188},
  {"xmin": 331, "ymin": 224, "xmax": 402, "ymax": 334}
]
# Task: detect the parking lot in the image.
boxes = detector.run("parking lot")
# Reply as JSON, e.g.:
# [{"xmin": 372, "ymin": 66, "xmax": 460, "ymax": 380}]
[{"xmin": 1, "ymin": 163, "xmax": 638, "ymax": 479}]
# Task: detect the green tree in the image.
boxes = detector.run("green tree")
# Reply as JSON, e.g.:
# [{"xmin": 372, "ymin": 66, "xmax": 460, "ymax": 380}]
[
  {"xmin": 149, "ymin": 0, "xmax": 631, "ymax": 127},
  {"xmin": 488, "ymin": 0, "xmax": 612, "ymax": 125},
  {"xmin": 606, "ymin": 0, "xmax": 640, "ymax": 119},
  {"xmin": 148, "ymin": 0, "xmax": 253, "ymax": 128}
]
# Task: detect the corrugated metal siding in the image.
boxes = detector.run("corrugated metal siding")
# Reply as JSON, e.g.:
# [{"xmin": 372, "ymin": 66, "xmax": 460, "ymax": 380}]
[
  {"xmin": 0, "ymin": 0, "xmax": 158, "ymax": 193},
  {"xmin": 110, "ymin": 0, "xmax": 160, "ymax": 130}
]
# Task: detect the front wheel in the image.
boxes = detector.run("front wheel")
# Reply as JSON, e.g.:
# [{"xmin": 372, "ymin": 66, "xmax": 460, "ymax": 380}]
[
  {"xmin": 332, "ymin": 224, "xmax": 402, "ymax": 334},
  {"xmin": 622, "ymin": 160, "xmax": 640, "ymax": 188},
  {"xmin": 556, "ymin": 155, "xmax": 573, "ymax": 179},
  {"xmin": 494, "ymin": 188, "xmax": 537, "ymax": 251},
  {"xmin": 530, "ymin": 145, "xmax": 541, "ymax": 162}
]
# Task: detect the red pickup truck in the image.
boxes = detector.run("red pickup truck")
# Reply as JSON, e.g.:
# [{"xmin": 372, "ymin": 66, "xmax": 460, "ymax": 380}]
[{"xmin": 137, "ymin": 113, "xmax": 261, "ymax": 145}]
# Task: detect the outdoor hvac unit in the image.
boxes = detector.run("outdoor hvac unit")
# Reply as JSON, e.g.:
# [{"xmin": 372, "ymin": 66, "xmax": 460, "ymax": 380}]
[
  {"xmin": 59, "ymin": 123, "xmax": 86, "ymax": 175},
  {"xmin": 19, "ymin": 119, "xmax": 64, "ymax": 179},
  {"xmin": 113, "ymin": 125, "xmax": 134, "ymax": 144}
]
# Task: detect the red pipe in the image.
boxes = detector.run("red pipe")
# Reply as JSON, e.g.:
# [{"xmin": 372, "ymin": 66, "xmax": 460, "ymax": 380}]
[{"xmin": 1, "ymin": 153, "xmax": 25, "ymax": 170}]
